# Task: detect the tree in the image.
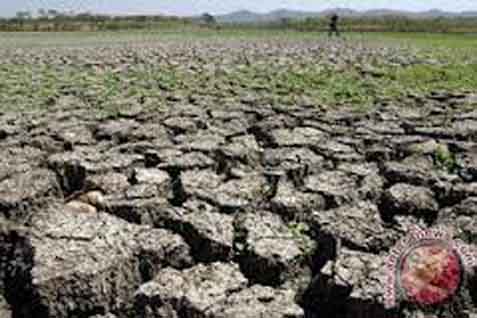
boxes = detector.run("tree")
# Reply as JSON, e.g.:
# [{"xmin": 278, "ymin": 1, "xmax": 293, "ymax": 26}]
[
  {"xmin": 15, "ymin": 11, "xmax": 31, "ymax": 28},
  {"xmin": 47, "ymin": 9, "xmax": 59, "ymax": 18},
  {"xmin": 76, "ymin": 12, "xmax": 94, "ymax": 22},
  {"xmin": 202, "ymin": 13, "xmax": 216, "ymax": 25},
  {"xmin": 38, "ymin": 8, "xmax": 47, "ymax": 19},
  {"xmin": 16, "ymin": 11, "xmax": 31, "ymax": 20},
  {"xmin": 280, "ymin": 17, "xmax": 290, "ymax": 27}
]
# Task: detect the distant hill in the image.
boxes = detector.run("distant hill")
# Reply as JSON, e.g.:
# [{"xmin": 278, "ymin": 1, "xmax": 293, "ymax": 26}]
[{"xmin": 215, "ymin": 8, "xmax": 477, "ymax": 24}]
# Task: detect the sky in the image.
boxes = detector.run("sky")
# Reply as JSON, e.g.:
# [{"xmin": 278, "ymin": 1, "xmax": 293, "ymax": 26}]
[{"xmin": 1, "ymin": 0, "xmax": 477, "ymax": 17}]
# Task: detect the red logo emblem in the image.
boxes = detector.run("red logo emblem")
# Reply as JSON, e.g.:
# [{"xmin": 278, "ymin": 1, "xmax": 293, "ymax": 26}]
[
  {"xmin": 398, "ymin": 241, "xmax": 462, "ymax": 305},
  {"xmin": 385, "ymin": 226, "xmax": 476, "ymax": 309}
]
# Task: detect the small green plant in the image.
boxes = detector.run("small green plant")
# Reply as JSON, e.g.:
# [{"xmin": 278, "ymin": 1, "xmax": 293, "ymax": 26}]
[
  {"xmin": 434, "ymin": 145, "xmax": 458, "ymax": 173},
  {"xmin": 288, "ymin": 221, "xmax": 315, "ymax": 255},
  {"xmin": 288, "ymin": 221, "xmax": 309, "ymax": 237}
]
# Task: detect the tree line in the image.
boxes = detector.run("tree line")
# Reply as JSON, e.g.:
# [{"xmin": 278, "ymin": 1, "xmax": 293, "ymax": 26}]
[
  {"xmin": 0, "ymin": 9, "xmax": 194, "ymax": 32},
  {"xmin": 1, "ymin": 10, "xmax": 476, "ymax": 33},
  {"xmin": 247, "ymin": 15, "xmax": 477, "ymax": 33}
]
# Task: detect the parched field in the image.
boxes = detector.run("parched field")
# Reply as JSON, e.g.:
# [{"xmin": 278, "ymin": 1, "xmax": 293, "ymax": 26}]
[
  {"xmin": 1, "ymin": 31, "xmax": 477, "ymax": 318},
  {"xmin": 1, "ymin": 31, "xmax": 477, "ymax": 113}
]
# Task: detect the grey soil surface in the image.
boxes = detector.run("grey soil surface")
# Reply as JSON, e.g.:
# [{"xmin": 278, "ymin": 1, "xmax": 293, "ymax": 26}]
[{"xmin": 1, "ymin": 38, "xmax": 477, "ymax": 318}]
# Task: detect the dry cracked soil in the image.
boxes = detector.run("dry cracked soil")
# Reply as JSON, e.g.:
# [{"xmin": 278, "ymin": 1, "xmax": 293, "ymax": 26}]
[{"xmin": 1, "ymin": 37, "xmax": 477, "ymax": 318}]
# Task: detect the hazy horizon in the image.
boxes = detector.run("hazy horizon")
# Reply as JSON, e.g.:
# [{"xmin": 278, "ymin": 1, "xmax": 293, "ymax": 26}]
[{"xmin": 1, "ymin": 0, "xmax": 476, "ymax": 18}]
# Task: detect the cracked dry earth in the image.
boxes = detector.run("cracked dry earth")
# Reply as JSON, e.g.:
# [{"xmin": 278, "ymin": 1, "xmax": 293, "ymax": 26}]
[{"xmin": 1, "ymin": 38, "xmax": 477, "ymax": 318}]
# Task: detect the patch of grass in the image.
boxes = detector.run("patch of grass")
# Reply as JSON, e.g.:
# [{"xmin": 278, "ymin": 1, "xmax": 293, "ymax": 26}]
[
  {"xmin": 385, "ymin": 63, "xmax": 477, "ymax": 92},
  {"xmin": 0, "ymin": 61, "xmax": 182, "ymax": 112},
  {"xmin": 187, "ymin": 63, "xmax": 384, "ymax": 108}
]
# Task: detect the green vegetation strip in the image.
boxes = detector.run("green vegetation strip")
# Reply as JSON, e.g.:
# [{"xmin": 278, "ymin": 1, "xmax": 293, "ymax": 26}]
[
  {"xmin": 0, "ymin": 32, "xmax": 476, "ymax": 113},
  {"xmin": 2, "ymin": 61, "xmax": 476, "ymax": 113}
]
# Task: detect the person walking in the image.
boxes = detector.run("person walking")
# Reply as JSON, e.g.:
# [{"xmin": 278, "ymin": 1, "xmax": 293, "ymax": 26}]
[{"xmin": 329, "ymin": 14, "xmax": 340, "ymax": 37}]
